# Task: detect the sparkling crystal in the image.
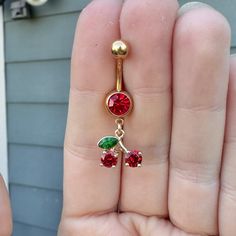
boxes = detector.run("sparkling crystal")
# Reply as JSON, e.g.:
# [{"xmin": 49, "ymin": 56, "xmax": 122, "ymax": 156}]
[
  {"xmin": 107, "ymin": 92, "xmax": 131, "ymax": 116},
  {"xmin": 125, "ymin": 150, "xmax": 142, "ymax": 168},
  {"xmin": 101, "ymin": 150, "xmax": 118, "ymax": 168}
]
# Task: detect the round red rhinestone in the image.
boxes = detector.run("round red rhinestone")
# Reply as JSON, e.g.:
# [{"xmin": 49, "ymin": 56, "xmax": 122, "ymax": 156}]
[
  {"xmin": 101, "ymin": 150, "xmax": 118, "ymax": 168},
  {"xmin": 125, "ymin": 150, "xmax": 142, "ymax": 168},
  {"xmin": 107, "ymin": 92, "xmax": 132, "ymax": 117}
]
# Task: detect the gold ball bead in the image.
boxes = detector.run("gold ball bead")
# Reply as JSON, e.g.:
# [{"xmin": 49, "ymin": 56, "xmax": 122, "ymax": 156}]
[{"xmin": 111, "ymin": 40, "xmax": 128, "ymax": 59}]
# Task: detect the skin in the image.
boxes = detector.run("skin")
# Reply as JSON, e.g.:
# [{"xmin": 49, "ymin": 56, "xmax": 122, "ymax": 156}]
[
  {"xmin": 0, "ymin": 176, "xmax": 12, "ymax": 236},
  {"xmin": 58, "ymin": 0, "xmax": 236, "ymax": 235}
]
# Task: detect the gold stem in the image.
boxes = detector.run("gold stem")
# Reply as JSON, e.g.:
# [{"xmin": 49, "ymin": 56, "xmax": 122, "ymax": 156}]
[
  {"xmin": 116, "ymin": 58, "xmax": 123, "ymax": 92},
  {"xmin": 118, "ymin": 140, "xmax": 129, "ymax": 154},
  {"xmin": 115, "ymin": 119, "xmax": 128, "ymax": 153}
]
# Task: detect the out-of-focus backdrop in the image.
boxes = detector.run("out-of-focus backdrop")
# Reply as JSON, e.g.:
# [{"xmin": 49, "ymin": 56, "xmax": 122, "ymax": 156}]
[{"xmin": 1, "ymin": 0, "xmax": 235, "ymax": 235}]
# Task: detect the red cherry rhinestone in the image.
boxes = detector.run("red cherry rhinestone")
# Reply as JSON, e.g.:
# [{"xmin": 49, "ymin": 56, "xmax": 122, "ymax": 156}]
[
  {"xmin": 107, "ymin": 92, "xmax": 132, "ymax": 117},
  {"xmin": 125, "ymin": 150, "xmax": 142, "ymax": 168},
  {"xmin": 101, "ymin": 150, "xmax": 118, "ymax": 168}
]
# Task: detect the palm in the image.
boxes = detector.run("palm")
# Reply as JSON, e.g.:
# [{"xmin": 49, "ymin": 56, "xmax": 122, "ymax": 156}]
[
  {"xmin": 60, "ymin": 213, "xmax": 199, "ymax": 236},
  {"xmin": 59, "ymin": 1, "xmax": 236, "ymax": 236}
]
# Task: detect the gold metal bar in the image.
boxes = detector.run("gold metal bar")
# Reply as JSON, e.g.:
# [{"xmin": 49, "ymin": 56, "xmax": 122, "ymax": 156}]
[
  {"xmin": 112, "ymin": 40, "xmax": 128, "ymax": 92},
  {"xmin": 116, "ymin": 58, "xmax": 123, "ymax": 92},
  {"xmin": 119, "ymin": 140, "xmax": 129, "ymax": 154}
]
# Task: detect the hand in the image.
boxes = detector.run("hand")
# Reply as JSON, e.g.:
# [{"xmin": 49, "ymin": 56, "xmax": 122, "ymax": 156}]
[
  {"xmin": 58, "ymin": 1, "xmax": 235, "ymax": 235},
  {"xmin": 0, "ymin": 175, "xmax": 12, "ymax": 236}
]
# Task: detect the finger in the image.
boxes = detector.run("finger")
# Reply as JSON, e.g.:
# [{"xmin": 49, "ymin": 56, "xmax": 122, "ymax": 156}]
[
  {"xmin": 62, "ymin": 0, "xmax": 123, "ymax": 217},
  {"xmin": 219, "ymin": 55, "xmax": 236, "ymax": 236},
  {"xmin": 168, "ymin": 3, "xmax": 231, "ymax": 235},
  {"xmin": 119, "ymin": 0, "xmax": 178, "ymax": 216},
  {"xmin": 0, "ymin": 175, "xmax": 12, "ymax": 236}
]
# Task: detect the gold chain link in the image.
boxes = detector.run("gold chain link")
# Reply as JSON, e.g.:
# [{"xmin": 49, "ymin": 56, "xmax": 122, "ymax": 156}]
[{"xmin": 115, "ymin": 118, "xmax": 125, "ymax": 139}]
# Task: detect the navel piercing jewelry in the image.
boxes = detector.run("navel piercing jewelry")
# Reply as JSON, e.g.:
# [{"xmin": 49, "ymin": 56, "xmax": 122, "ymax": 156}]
[{"xmin": 97, "ymin": 40, "xmax": 143, "ymax": 168}]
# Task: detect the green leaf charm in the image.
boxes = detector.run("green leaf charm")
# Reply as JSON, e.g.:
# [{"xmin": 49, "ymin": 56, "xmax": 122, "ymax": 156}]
[{"xmin": 97, "ymin": 136, "xmax": 119, "ymax": 150}]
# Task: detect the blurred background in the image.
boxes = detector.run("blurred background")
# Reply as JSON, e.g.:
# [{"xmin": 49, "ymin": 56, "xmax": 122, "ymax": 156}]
[{"xmin": 0, "ymin": 0, "xmax": 235, "ymax": 235}]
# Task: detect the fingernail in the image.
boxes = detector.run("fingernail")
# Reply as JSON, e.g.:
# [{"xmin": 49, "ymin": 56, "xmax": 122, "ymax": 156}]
[{"xmin": 178, "ymin": 2, "xmax": 213, "ymax": 17}]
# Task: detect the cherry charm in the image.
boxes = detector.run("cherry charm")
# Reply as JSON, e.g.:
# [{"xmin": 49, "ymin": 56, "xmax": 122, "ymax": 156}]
[{"xmin": 101, "ymin": 150, "xmax": 118, "ymax": 168}]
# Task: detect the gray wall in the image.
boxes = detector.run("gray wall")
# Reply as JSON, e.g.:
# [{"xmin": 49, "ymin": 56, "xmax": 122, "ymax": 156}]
[
  {"xmin": 4, "ymin": 0, "xmax": 236, "ymax": 235},
  {"xmin": 4, "ymin": 0, "xmax": 90, "ymax": 235}
]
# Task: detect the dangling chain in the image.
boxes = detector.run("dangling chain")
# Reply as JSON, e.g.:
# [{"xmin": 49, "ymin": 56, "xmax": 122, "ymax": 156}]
[{"xmin": 115, "ymin": 118, "xmax": 128, "ymax": 154}]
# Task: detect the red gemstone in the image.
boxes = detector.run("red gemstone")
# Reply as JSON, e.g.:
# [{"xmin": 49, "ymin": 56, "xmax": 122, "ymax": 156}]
[
  {"xmin": 107, "ymin": 92, "xmax": 131, "ymax": 116},
  {"xmin": 125, "ymin": 150, "xmax": 142, "ymax": 168},
  {"xmin": 101, "ymin": 150, "xmax": 118, "ymax": 168}
]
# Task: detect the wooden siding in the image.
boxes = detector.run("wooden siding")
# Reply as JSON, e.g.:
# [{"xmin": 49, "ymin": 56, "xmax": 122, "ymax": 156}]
[
  {"xmin": 8, "ymin": 104, "xmax": 67, "ymax": 146},
  {"xmin": 11, "ymin": 185, "xmax": 62, "ymax": 230},
  {"xmin": 4, "ymin": 0, "xmax": 235, "ymax": 235},
  {"xmin": 4, "ymin": 0, "xmax": 88, "ymax": 21},
  {"xmin": 6, "ymin": 60, "xmax": 70, "ymax": 103},
  {"xmin": 5, "ymin": 14, "xmax": 78, "ymax": 62},
  {"xmin": 13, "ymin": 223, "xmax": 56, "ymax": 236},
  {"xmin": 9, "ymin": 144, "xmax": 63, "ymax": 190},
  {"xmin": 3, "ymin": 0, "xmax": 90, "ymax": 234}
]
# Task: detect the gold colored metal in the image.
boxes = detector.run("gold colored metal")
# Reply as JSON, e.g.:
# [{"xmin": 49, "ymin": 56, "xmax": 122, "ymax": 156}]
[
  {"xmin": 115, "ymin": 129, "xmax": 125, "ymax": 139},
  {"xmin": 115, "ymin": 118, "xmax": 124, "ymax": 130},
  {"xmin": 118, "ymin": 140, "xmax": 129, "ymax": 154},
  {"xmin": 116, "ymin": 58, "xmax": 123, "ymax": 92},
  {"xmin": 115, "ymin": 118, "xmax": 125, "ymax": 139},
  {"xmin": 112, "ymin": 40, "xmax": 128, "ymax": 59},
  {"xmin": 112, "ymin": 40, "xmax": 128, "ymax": 92},
  {"xmin": 115, "ymin": 118, "xmax": 124, "ymax": 126},
  {"xmin": 114, "ymin": 118, "xmax": 129, "ymax": 153}
]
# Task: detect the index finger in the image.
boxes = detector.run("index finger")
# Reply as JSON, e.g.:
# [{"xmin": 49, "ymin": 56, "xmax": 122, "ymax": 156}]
[{"xmin": 62, "ymin": 0, "xmax": 123, "ymax": 218}]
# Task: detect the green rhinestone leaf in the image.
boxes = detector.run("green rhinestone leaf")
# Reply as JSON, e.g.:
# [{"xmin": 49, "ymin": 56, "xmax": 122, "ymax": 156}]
[{"xmin": 97, "ymin": 136, "xmax": 119, "ymax": 150}]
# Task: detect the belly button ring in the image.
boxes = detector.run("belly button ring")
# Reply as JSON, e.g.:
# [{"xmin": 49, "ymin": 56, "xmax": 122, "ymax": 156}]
[{"xmin": 97, "ymin": 40, "xmax": 143, "ymax": 168}]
